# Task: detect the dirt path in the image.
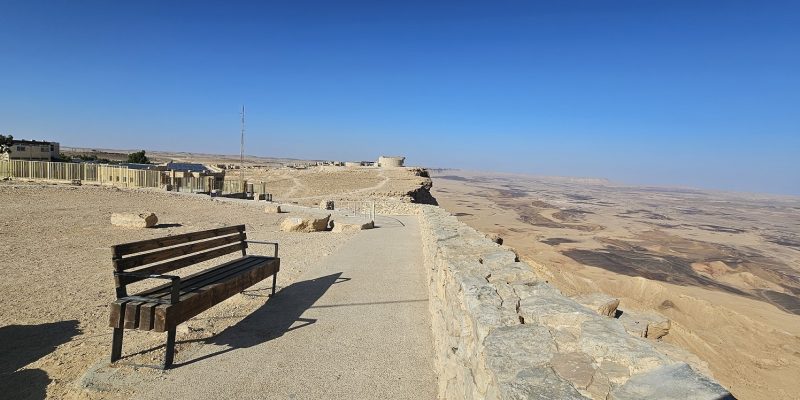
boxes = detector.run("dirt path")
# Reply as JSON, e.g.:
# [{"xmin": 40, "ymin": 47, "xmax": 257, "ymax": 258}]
[{"xmin": 133, "ymin": 216, "xmax": 437, "ymax": 399}]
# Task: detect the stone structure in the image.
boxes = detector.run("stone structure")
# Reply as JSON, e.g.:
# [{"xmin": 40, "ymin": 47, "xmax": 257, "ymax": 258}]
[
  {"xmin": 415, "ymin": 204, "xmax": 731, "ymax": 400},
  {"xmin": 377, "ymin": 155, "xmax": 405, "ymax": 168}
]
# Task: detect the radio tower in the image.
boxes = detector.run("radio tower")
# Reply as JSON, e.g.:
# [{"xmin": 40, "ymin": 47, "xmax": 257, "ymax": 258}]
[{"xmin": 240, "ymin": 105, "xmax": 245, "ymax": 192}]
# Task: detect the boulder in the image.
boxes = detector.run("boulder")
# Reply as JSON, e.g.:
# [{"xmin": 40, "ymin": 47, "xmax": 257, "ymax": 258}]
[
  {"xmin": 280, "ymin": 214, "xmax": 330, "ymax": 232},
  {"xmin": 486, "ymin": 232, "xmax": 504, "ymax": 245},
  {"xmin": 331, "ymin": 220, "xmax": 374, "ymax": 233},
  {"xmin": 111, "ymin": 212, "xmax": 158, "ymax": 228},
  {"xmin": 264, "ymin": 204, "xmax": 282, "ymax": 214},
  {"xmin": 320, "ymin": 200, "xmax": 335, "ymax": 210},
  {"xmin": 618, "ymin": 309, "xmax": 671, "ymax": 339},
  {"xmin": 573, "ymin": 293, "xmax": 621, "ymax": 317}
]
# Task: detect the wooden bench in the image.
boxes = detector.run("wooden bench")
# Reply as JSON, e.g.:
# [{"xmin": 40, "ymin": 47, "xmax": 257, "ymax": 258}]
[{"xmin": 108, "ymin": 224, "xmax": 279, "ymax": 369}]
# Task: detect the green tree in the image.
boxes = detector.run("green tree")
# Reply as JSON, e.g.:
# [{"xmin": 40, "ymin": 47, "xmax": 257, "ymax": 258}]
[
  {"xmin": 127, "ymin": 150, "xmax": 149, "ymax": 164},
  {"xmin": 0, "ymin": 134, "xmax": 13, "ymax": 155}
]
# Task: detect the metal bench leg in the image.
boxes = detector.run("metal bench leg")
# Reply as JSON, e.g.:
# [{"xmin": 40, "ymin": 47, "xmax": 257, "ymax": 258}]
[
  {"xmin": 163, "ymin": 328, "xmax": 176, "ymax": 369},
  {"xmin": 271, "ymin": 273, "xmax": 277, "ymax": 297},
  {"xmin": 111, "ymin": 327, "xmax": 124, "ymax": 362}
]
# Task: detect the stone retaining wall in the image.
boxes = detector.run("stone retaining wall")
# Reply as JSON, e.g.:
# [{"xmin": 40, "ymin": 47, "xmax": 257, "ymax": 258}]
[{"xmin": 416, "ymin": 205, "xmax": 732, "ymax": 400}]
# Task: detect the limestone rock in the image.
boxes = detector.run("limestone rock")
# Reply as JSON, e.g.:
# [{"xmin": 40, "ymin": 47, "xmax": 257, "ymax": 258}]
[
  {"xmin": 573, "ymin": 293, "xmax": 620, "ymax": 317},
  {"xmin": 486, "ymin": 263, "xmax": 538, "ymax": 285},
  {"xmin": 280, "ymin": 214, "xmax": 330, "ymax": 232},
  {"xmin": 486, "ymin": 232, "xmax": 504, "ymax": 245},
  {"xmin": 111, "ymin": 212, "xmax": 158, "ymax": 228},
  {"xmin": 320, "ymin": 200, "xmax": 334, "ymax": 210},
  {"xmin": 479, "ymin": 250, "xmax": 519, "ymax": 269},
  {"xmin": 264, "ymin": 204, "xmax": 282, "ymax": 214},
  {"xmin": 619, "ymin": 309, "xmax": 671, "ymax": 339},
  {"xmin": 580, "ymin": 318, "xmax": 670, "ymax": 379},
  {"xmin": 610, "ymin": 363, "xmax": 732, "ymax": 400},
  {"xmin": 331, "ymin": 220, "xmax": 374, "ymax": 233},
  {"xmin": 483, "ymin": 325, "xmax": 585, "ymax": 399},
  {"xmin": 551, "ymin": 352, "xmax": 596, "ymax": 390}
]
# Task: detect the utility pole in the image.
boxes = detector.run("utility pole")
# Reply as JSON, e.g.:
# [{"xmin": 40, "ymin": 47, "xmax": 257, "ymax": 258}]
[{"xmin": 240, "ymin": 105, "xmax": 245, "ymax": 193}]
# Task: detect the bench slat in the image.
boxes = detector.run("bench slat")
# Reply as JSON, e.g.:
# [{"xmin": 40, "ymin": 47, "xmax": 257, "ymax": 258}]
[
  {"xmin": 115, "ymin": 242, "xmax": 248, "ymax": 285},
  {"xmin": 153, "ymin": 258, "xmax": 279, "ymax": 332},
  {"xmin": 132, "ymin": 257, "xmax": 267, "ymax": 331},
  {"xmin": 112, "ymin": 225, "xmax": 245, "ymax": 257},
  {"xmin": 137, "ymin": 256, "xmax": 266, "ymax": 300},
  {"xmin": 114, "ymin": 232, "xmax": 246, "ymax": 271}
]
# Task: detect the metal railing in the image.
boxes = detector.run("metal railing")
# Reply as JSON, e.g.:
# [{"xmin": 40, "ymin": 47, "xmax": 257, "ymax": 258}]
[{"xmin": 335, "ymin": 200, "xmax": 376, "ymax": 223}]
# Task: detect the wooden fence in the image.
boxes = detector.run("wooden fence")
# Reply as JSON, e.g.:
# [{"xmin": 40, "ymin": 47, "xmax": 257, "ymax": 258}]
[
  {"xmin": 1, "ymin": 159, "xmax": 274, "ymax": 196},
  {"xmin": 0, "ymin": 159, "xmax": 163, "ymax": 188}
]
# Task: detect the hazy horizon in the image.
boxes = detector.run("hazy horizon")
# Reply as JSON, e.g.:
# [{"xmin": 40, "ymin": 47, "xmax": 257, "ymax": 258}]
[{"xmin": 2, "ymin": 1, "xmax": 798, "ymax": 195}]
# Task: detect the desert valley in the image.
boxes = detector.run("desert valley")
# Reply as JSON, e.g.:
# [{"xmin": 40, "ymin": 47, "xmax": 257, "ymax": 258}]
[{"xmin": 432, "ymin": 170, "xmax": 800, "ymax": 400}]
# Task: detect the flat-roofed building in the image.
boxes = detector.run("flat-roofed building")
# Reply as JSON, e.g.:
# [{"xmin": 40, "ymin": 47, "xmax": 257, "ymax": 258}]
[{"xmin": 1, "ymin": 139, "xmax": 60, "ymax": 161}]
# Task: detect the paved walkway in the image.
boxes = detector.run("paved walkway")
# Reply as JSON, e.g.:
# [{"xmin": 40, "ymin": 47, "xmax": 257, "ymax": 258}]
[{"xmin": 135, "ymin": 216, "xmax": 437, "ymax": 400}]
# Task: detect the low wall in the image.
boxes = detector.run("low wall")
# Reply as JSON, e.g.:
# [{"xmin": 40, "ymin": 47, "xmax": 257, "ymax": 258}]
[{"xmin": 416, "ymin": 205, "xmax": 732, "ymax": 400}]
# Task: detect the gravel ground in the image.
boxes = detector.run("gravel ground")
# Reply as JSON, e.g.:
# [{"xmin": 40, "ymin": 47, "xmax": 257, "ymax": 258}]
[{"xmin": 0, "ymin": 182, "xmax": 357, "ymax": 400}]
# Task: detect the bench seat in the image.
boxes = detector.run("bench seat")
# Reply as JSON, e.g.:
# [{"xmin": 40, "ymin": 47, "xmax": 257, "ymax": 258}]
[{"xmin": 110, "ymin": 255, "xmax": 279, "ymax": 332}]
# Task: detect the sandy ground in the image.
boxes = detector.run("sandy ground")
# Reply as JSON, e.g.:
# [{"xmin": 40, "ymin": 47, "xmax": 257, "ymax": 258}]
[
  {"xmin": 238, "ymin": 166, "xmax": 433, "ymax": 205},
  {"xmin": 0, "ymin": 182, "xmax": 358, "ymax": 399},
  {"xmin": 431, "ymin": 170, "xmax": 800, "ymax": 400}
]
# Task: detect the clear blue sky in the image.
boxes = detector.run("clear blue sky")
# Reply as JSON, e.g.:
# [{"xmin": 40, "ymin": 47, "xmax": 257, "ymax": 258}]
[{"xmin": 1, "ymin": 1, "xmax": 798, "ymax": 194}]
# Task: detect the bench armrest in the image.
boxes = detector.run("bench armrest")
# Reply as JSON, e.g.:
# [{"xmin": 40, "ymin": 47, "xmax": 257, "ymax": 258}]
[
  {"xmin": 245, "ymin": 240, "xmax": 279, "ymax": 258},
  {"xmin": 114, "ymin": 272, "xmax": 181, "ymax": 304}
]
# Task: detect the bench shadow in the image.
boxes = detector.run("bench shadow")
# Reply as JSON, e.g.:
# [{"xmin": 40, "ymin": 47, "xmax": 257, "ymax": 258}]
[
  {"xmin": 0, "ymin": 320, "xmax": 81, "ymax": 400},
  {"xmin": 175, "ymin": 272, "xmax": 343, "ymax": 367},
  {"xmin": 153, "ymin": 223, "xmax": 183, "ymax": 229}
]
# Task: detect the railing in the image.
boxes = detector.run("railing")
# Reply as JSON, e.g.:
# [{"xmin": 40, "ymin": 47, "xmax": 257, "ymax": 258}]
[
  {"xmin": 0, "ymin": 159, "xmax": 163, "ymax": 188},
  {"xmin": 335, "ymin": 200, "xmax": 376, "ymax": 223}
]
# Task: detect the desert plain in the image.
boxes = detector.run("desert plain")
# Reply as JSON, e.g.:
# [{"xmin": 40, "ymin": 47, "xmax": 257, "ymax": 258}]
[{"xmin": 431, "ymin": 170, "xmax": 800, "ymax": 400}]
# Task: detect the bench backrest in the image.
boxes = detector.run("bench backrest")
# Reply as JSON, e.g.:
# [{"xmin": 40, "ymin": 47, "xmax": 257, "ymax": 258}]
[{"xmin": 111, "ymin": 225, "xmax": 248, "ymax": 292}]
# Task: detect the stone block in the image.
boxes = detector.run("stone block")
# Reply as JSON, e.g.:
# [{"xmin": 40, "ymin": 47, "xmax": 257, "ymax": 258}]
[
  {"xmin": 331, "ymin": 220, "xmax": 374, "ymax": 233},
  {"xmin": 609, "ymin": 363, "xmax": 732, "ymax": 400},
  {"xmin": 280, "ymin": 214, "xmax": 330, "ymax": 232},
  {"xmin": 264, "ymin": 204, "xmax": 282, "ymax": 214},
  {"xmin": 573, "ymin": 293, "xmax": 621, "ymax": 317},
  {"xmin": 111, "ymin": 212, "xmax": 158, "ymax": 228}
]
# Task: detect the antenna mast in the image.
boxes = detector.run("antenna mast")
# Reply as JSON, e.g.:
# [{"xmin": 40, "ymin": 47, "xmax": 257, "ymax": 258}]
[{"xmin": 240, "ymin": 105, "xmax": 245, "ymax": 191}]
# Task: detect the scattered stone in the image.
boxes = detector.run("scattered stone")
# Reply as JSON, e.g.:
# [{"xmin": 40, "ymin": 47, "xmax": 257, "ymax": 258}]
[
  {"xmin": 320, "ymin": 200, "xmax": 334, "ymax": 210},
  {"xmin": 111, "ymin": 212, "xmax": 158, "ymax": 228},
  {"xmin": 331, "ymin": 220, "xmax": 374, "ymax": 233},
  {"xmin": 264, "ymin": 204, "xmax": 282, "ymax": 214},
  {"xmin": 573, "ymin": 293, "xmax": 621, "ymax": 317},
  {"xmin": 280, "ymin": 214, "xmax": 330, "ymax": 232},
  {"xmin": 609, "ymin": 363, "xmax": 732, "ymax": 400}
]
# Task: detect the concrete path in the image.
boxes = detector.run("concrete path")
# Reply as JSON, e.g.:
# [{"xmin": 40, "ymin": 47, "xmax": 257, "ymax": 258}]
[{"xmin": 134, "ymin": 216, "xmax": 437, "ymax": 400}]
